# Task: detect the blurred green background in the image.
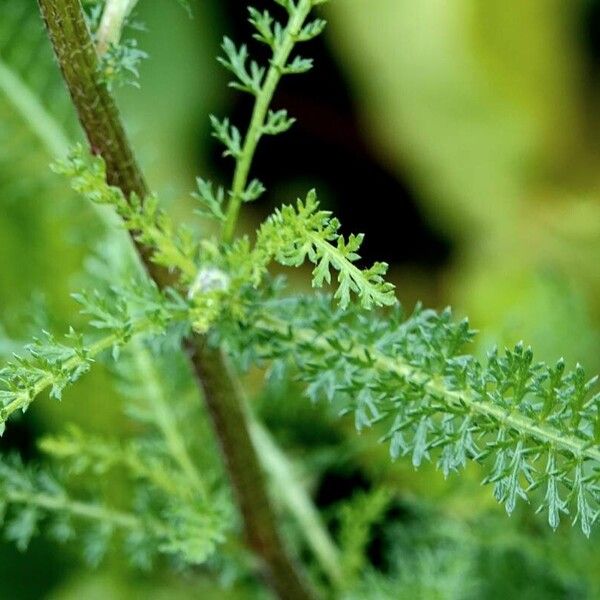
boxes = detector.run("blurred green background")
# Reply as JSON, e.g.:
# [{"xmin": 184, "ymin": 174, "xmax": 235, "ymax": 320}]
[{"xmin": 3, "ymin": 0, "xmax": 600, "ymax": 597}]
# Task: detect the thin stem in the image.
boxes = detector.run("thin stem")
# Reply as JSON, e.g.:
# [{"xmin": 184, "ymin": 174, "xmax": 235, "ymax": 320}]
[
  {"xmin": 131, "ymin": 340, "xmax": 205, "ymax": 495},
  {"xmin": 37, "ymin": 2, "xmax": 317, "ymax": 598},
  {"xmin": 221, "ymin": 0, "xmax": 314, "ymax": 243},
  {"xmin": 7, "ymin": 489, "xmax": 142, "ymax": 530},
  {"xmin": 5, "ymin": 488, "xmax": 170, "ymax": 538},
  {"xmin": 96, "ymin": 0, "xmax": 139, "ymax": 55},
  {"xmin": 0, "ymin": 58, "xmax": 69, "ymax": 157},
  {"xmin": 249, "ymin": 418, "xmax": 343, "ymax": 588}
]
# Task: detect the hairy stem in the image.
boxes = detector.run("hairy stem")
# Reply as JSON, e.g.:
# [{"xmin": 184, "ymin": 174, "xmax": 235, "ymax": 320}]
[
  {"xmin": 221, "ymin": 0, "xmax": 314, "ymax": 243},
  {"xmin": 37, "ymin": 0, "xmax": 164, "ymax": 287},
  {"xmin": 188, "ymin": 340, "xmax": 316, "ymax": 599},
  {"xmin": 36, "ymin": 1, "xmax": 316, "ymax": 597}
]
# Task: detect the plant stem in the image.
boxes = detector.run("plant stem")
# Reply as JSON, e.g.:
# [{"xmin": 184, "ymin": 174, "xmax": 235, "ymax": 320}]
[
  {"xmin": 96, "ymin": 0, "xmax": 139, "ymax": 55},
  {"xmin": 7, "ymin": 489, "xmax": 147, "ymax": 531},
  {"xmin": 5, "ymin": 485, "xmax": 175, "ymax": 540},
  {"xmin": 0, "ymin": 59, "xmax": 69, "ymax": 157},
  {"xmin": 36, "ymin": 2, "xmax": 316, "ymax": 597},
  {"xmin": 188, "ymin": 340, "xmax": 316, "ymax": 599},
  {"xmin": 221, "ymin": 0, "xmax": 314, "ymax": 243},
  {"xmin": 37, "ymin": 0, "xmax": 164, "ymax": 288},
  {"xmin": 249, "ymin": 418, "xmax": 344, "ymax": 588}
]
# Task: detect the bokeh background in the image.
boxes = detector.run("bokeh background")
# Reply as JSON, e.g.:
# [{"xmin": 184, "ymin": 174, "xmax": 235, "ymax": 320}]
[{"xmin": 3, "ymin": 0, "xmax": 600, "ymax": 597}]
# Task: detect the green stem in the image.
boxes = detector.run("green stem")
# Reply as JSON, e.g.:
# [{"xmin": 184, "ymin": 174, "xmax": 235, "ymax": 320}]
[
  {"xmin": 221, "ymin": 0, "xmax": 314, "ymax": 243},
  {"xmin": 249, "ymin": 418, "xmax": 343, "ymax": 588},
  {"xmin": 37, "ymin": 0, "xmax": 146, "ymax": 198},
  {"xmin": 187, "ymin": 340, "xmax": 316, "ymax": 600},
  {"xmin": 96, "ymin": 0, "xmax": 139, "ymax": 55},
  {"xmin": 5, "ymin": 488, "xmax": 170, "ymax": 539},
  {"xmin": 37, "ymin": 0, "xmax": 166, "ymax": 288},
  {"xmin": 0, "ymin": 59, "xmax": 69, "ymax": 157},
  {"xmin": 7, "ymin": 490, "xmax": 141, "ymax": 529}
]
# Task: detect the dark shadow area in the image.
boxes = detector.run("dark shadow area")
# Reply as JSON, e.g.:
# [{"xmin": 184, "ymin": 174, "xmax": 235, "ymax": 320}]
[{"xmin": 581, "ymin": 0, "xmax": 600, "ymax": 67}]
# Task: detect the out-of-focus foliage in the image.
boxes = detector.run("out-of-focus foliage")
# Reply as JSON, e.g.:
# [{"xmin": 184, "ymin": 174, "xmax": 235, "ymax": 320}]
[{"xmin": 327, "ymin": 0, "xmax": 600, "ymax": 365}]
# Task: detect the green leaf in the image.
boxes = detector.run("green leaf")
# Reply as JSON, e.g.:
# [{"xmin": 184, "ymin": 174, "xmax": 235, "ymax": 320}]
[
  {"xmin": 226, "ymin": 295, "xmax": 600, "ymax": 535},
  {"xmin": 256, "ymin": 189, "xmax": 396, "ymax": 309}
]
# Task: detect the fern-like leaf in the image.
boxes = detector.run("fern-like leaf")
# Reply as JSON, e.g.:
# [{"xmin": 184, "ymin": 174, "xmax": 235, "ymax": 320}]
[
  {"xmin": 224, "ymin": 294, "xmax": 600, "ymax": 535},
  {"xmin": 256, "ymin": 190, "xmax": 396, "ymax": 309}
]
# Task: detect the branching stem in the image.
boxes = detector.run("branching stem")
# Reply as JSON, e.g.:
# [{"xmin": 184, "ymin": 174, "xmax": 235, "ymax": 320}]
[
  {"xmin": 2, "ymin": 25, "xmax": 340, "ymax": 587},
  {"xmin": 36, "ymin": 2, "xmax": 317, "ymax": 598}
]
